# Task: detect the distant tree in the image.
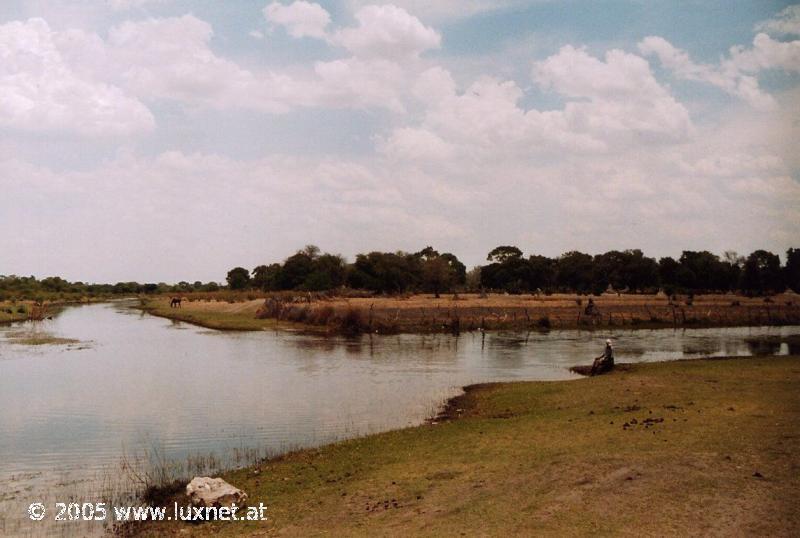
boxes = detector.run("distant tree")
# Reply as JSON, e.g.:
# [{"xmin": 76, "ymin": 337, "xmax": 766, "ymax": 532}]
[
  {"xmin": 785, "ymin": 248, "xmax": 800, "ymax": 293},
  {"xmin": 252, "ymin": 264, "xmax": 281, "ymax": 291},
  {"xmin": 465, "ymin": 266, "xmax": 482, "ymax": 291},
  {"xmin": 278, "ymin": 251, "xmax": 315, "ymax": 289},
  {"xmin": 226, "ymin": 267, "xmax": 251, "ymax": 290},
  {"xmin": 678, "ymin": 251, "xmax": 722, "ymax": 291},
  {"xmin": 741, "ymin": 250, "xmax": 784, "ymax": 295},
  {"xmin": 527, "ymin": 255, "xmax": 556, "ymax": 291},
  {"xmin": 421, "ymin": 257, "xmax": 451, "ymax": 298},
  {"xmin": 303, "ymin": 253, "xmax": 347, "ymax": 291},
  {"xmin": 302, "ymin": 244, "xmax": 321, "ymax": 259},
  {"xmin": 347, "ymin": 251, "xmax": 420, "ymax": 293},
  {"xmin": 658, "ymin": 257, "xmax": 680, "ymax": 292},
  {"xmin": 202, "ymin": 281, "xmax": 220, "ymax": 292},
  {"xmin": 486, "ymin": 246, "xmax": 523, "ymax": 264},
  {"xmin": 556, "ymin": 251, "xmax": 594, "ymax": 293}
]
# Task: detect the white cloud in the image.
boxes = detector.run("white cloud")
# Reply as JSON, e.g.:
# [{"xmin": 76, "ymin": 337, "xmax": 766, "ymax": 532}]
[
  {"xmin": 333, "ymin": 5, "xmax": 441, "ymax": 59},
  {"xmin": 0, "ymin": 18, "xmax": 154, "ymax": 136},
  {"xmin": 44, "ymin": 12, "xmax": 437, "ymax": 115},
  {"xmin": 313, "ymin": 57, "xmax": 409, "ymax": 111},
  {"xmin": 264, "ymin": 1, "xmax": 330, "ymax": 39},
  {"xmin": 640, "ymin": 30, "xmax": 800, "ymax": 110},
  {"xmin": 533, "ymin": 45, "xmax": 692, "ymax": 141},
  {"xmin": 104, "ymin": 15, "xmax": 298, "ymax": 111},
  {"xmin": 107, "ymin": 0, "xmax": 169, "ymax": 9},
  {"xmin": 755, "ymin": 5, "xmax": 800, "ymax": 36},
  {"xmin": 345, "ymin": 0, "xmax": 526, "ymax": 22},
  {"xmin": 639, "ymin": 36, "xmax": 777, "ymax": 110},
  {"xmin": 728, "ymin": 32, "xmax": 800, "ymax": 73}
]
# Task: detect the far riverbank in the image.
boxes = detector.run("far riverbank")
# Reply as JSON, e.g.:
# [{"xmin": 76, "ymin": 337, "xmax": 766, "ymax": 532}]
[{"xmin": 139, "ymin": 291, "xmax": 800, "ymax": 335}]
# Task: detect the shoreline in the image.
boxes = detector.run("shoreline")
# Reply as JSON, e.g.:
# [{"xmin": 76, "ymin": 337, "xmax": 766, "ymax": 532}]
[
  {"xmin": 125, "ymin": 354, "xmax": 800, "ymax": 536},
  {"xmin": 138, "ymin": 292, "xmax": 800, "ymax": 336}
]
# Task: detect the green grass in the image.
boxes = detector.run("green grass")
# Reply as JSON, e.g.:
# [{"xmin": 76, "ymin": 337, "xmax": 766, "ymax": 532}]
[
  {"xmin": 140, "ymin": 299, "xmax": 279, "ymax": 331},
  {"xmin": 0, "ymin": 309, "xmax": 27, "ymax": 325},
  {"xmin": 131, "ymin": 355, "xmax": 800, "ymax": 537}
]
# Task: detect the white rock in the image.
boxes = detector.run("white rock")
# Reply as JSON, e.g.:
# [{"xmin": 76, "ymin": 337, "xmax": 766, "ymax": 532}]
[{"xmin": 186, "ymin": 477, "xmax": 247, "ymax": 507}]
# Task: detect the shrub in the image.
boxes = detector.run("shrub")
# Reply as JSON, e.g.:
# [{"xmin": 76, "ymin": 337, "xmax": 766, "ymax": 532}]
[{"xmin": 338, "ymin": 307, "xmax": 364, "ymax": 336}]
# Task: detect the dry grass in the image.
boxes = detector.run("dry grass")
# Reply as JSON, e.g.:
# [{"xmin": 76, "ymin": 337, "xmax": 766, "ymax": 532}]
[
  {"xmin": 127, "ymin": 355, "xmax": 800, "ymax": 537},
  {"xmin": 143, "ymin": 292, "xmax": 800, "ymax": 334}
]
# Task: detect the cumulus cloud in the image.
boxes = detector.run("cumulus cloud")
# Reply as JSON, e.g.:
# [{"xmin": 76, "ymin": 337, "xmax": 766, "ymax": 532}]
[
  {"xmin": 380, "ymin": 45, "xmax": 694, "ymax": 171},
  {"xmin": 345, "ymin": 0, "xmax": 525, "ymax": 21},
  {"xmin": 755, "ymin": 5, "xmax": 800, "ymax": 36},
  {"xmin": 639, "ymin": 36, "xmax": 777, "ymax": 110},
  {"xmin": 0, "ymin": 18, "xmax": 154, "ymax": 136},
  {"xmin": 43, "ymin": 11, "xmax": 439, "ymax": 115},
  {"xmin": 728, "ymin": 32, "xmax": 800, "ymax": 73},
  {"xmin": 639, "ymin": 27, "xmax": 800, "ymax": 110},
  {"xmin": 264, "ymin": 1, "xmax": 330, "ymax": 39},
  {"xmin": 533, "ymin": 45, "xmax": 692, "ymax": 141},
  {"xmin": 333, "ymin": 4, "xmax": 441, "ymax": 59},
  {"xmin": 107, "ymin": 0, "xmax": 169, "ymax": 9}
]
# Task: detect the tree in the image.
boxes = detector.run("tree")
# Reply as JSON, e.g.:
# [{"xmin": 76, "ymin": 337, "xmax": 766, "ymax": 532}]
[
  {"xmin": 304, "ymin": 253, "xmax": 347, "ymax": 291},
  {"xmin": 679, "ymin": 251, "xmax": 721, "ymax": 291},
  {"xmin": 252, "ymin": 264, "xmax": 281, "ymax": 291},
  {"xmin": 226, "ymin": 267, "xmax": 251, "ymax": 290},
  {"xmin": 465, "ymin": 266, "xmax": 482, "ymax": 291},
  {"xmin": 486, "ymin": 246, "xmax": 523, "ymax": 264},
  {"xmin": 556, "ymin": 251, "xmax": 594, "ymax": 293},
  {"xmin": 785, "ymin": 248, "xmax": 800, "ymax": 293},
  {"xmin": 741, "ymin": 250, "xmax": 783, "ymax": 295},
  {"xmin": 278, "ymin": 251, "xmax": 315, "ymax": 289},
  {"xmin": 347, "ymin": 251, "xmax": 421, "ymax": 293}
]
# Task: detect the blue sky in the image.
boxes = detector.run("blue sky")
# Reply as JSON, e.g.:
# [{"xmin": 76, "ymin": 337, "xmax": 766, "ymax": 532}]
[{"xmin": 0, "ymin": 1, "xmax": 798, "ymax": 282}]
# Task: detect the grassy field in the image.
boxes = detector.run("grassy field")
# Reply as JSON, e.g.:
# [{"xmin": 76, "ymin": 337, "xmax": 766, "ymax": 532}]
[
  {"xmin": 0, "ymin": 301, "xmax": 29, "ymax": 324},
  {"xmin": 129, "ymin": 355, "xmax": 800, "ymax": 537},
  {"xmin": 139, "ymin": 297, "xmax": 306, "ymax": 331},
  {"xmin": 141, "ymin": 291, "xmax": 800, "ymax": 334}
]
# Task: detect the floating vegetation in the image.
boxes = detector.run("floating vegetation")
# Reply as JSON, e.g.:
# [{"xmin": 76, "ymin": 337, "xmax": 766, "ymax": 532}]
[{"xmin": 4, "ymin": 330, "xmax": 82, "ymax": 346}]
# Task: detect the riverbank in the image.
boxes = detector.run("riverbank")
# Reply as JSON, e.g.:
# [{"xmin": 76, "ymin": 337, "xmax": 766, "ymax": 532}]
[
  {"xmin": 0, "ymin": 301, "xmax": 29, "ymax": 324},
  {"xmin": 138, "ymin": 297, "xmax": 311, "ymax": 332},
  {"xmin": 140, "ymin": 292, "xmax": 800, "ymax": 334},
  {"xmin": 127, "ymin": 354, "xmax": 799, "ymax": 536}
]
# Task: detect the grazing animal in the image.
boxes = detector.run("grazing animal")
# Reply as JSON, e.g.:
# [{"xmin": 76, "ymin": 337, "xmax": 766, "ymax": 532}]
[{"xmin": 170, "ymin": 297, "xmax": 182, "ymax": 308}]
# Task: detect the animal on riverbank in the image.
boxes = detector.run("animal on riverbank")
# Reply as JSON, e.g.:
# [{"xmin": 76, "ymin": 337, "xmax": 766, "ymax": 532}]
[{"xmin": 170, "ymin": 297, "xmax": 182, "ymax": 308}]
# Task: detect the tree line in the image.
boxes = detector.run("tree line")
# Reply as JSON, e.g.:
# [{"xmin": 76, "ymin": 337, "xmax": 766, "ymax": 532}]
[
  {"xmin": 0, "ymin": 275, "xmax": 220, "ymax": 301},
  {"xmin": 228, "ymin": 245, "xmax": 800, "ymax": 296},
  {"xmin": 3, "ymin": 245, "xmax": 797, "ymax": 302}
]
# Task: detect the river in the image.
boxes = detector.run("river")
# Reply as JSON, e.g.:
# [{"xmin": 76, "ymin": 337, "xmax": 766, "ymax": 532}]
[{"xmin": 1, "ymin": 301, "xmax": 798, "ymax": 536}]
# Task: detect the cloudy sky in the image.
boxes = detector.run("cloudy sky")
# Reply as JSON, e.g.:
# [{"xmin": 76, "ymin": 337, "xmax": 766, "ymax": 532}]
[{"xmin": 1, "ymin": 1, "xmax": 799, "ymax": 283}]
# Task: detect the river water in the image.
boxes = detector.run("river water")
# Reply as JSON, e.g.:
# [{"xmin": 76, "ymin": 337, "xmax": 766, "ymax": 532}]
[{"xmin": 1, "ymin": 301, "xmax": 798, "ymax": 536}]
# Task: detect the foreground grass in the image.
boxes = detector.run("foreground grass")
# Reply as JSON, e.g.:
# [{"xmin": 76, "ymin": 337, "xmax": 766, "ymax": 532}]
[{"xmin": 131, "ymin": 355, "xmax": 800, "ymax": 537}]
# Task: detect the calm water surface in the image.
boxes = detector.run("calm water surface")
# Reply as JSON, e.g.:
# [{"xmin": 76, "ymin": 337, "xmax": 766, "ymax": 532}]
[{"xmin": 1, "ymin": 301, "xmax": 798, "ymax": 536}]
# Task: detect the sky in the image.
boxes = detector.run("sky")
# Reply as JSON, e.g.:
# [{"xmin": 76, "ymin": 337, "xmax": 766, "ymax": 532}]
[{"xmin": 1, "ymin": 0, "xmax": 799, "ymax": 283}]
